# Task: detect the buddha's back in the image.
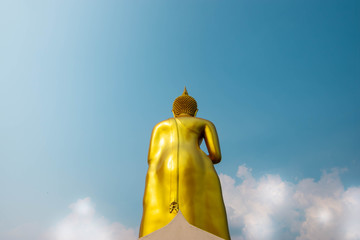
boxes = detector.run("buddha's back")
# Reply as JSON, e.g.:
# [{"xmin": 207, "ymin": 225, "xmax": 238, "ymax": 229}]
[
  {"xmin": 140, "ymin": 117, "xmax": 230, "ymax": 240},
  {"xmin": 140, "ymin": 88, "xmax": 230, "ymax": 240}
]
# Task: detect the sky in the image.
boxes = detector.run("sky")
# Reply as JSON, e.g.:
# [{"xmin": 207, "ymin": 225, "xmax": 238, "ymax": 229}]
[{"xmin": 0, "ymin": 0, "xmax": 359, "ymax": 239}]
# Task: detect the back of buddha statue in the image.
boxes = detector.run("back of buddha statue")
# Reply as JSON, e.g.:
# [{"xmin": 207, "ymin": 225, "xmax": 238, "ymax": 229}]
[
  {"xmin": 140, "ymin": 88, "xmax": 230, "ymax": 240},
  {"xmin": 173, "ymin": 117, "xmax": 205, "ymax": 144},
  {"xmin": 171, "ymin": 117, "xmax": 221, "ymax": 163}
]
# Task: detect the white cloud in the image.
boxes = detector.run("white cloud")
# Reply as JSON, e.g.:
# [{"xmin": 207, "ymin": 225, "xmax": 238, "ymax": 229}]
[
  {"xmin": 0, "ymin": 198, "xmax": 137, "ymax": 240},
  {"xmin": 2, "ymin": 168, "xmax": 359, "ymax": 240},
  {"xmin": 220, "ymin": 165, "xmax": 360, "ymax": 240},
  {"xmin": 48, "ymin": 197, "xmax": 137, "ymax": 240}
]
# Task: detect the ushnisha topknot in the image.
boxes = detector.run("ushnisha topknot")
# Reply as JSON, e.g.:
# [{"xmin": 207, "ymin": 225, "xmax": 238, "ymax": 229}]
[{"xmin": 172, "ymin": 87, "xmax": 198, "ymax": 117}]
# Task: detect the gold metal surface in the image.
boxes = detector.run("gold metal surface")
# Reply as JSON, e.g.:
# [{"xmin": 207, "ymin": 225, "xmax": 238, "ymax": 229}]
[{"xmin": 139, "ymin": 89, "xmax": 230, "ymax": 240}]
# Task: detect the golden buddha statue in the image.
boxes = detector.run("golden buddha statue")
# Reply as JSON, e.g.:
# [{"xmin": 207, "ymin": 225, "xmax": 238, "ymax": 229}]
[{"xmin": 139, "ymin": 88, "xmax": 230, "ymax": 240}]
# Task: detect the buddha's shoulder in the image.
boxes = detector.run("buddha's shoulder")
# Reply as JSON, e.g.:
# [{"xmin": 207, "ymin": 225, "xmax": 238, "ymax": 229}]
[
  {"xmin": 179, "ymin": 117, "xmax": 215, "ymax": 127},
  {"xmin": 193, "ymin": 117, "xmax": 214, "ymax": 125},
  {"xmin": 154, "ymin": 118, "xmax": 214, "ymax": 128},
  {"xmin": 153, "ymin": 118, "xmax": 174, "ymax": 129},
  {"xmin": 195, "ymin": 117, "xmax": 212, "ymax": 124}
]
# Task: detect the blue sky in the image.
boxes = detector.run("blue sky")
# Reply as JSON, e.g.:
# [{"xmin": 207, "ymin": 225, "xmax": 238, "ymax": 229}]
[{"xmin": 0, "ymin": 1, "xmax": 359, "ymax": 239}]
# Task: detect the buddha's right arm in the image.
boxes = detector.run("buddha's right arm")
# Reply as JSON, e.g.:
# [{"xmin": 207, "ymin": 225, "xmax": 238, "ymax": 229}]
[{"xmin": 204, "ymin": 121, "xmax": 222, "ymax": 164}]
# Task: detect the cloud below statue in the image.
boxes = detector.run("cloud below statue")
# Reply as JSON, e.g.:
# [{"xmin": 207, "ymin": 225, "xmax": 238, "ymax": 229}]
[
  {"xmin": 220, "ymin": 165, "xmax": 360, "ymax": 240},
  {"xmin": 1, "ymin": 166, "xmax": 359, "ymax": 240}
]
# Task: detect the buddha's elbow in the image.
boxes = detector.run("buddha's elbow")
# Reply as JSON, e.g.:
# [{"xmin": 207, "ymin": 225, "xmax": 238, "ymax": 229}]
[{"xmin": 210, "ymin": 153, "xmax": 221, "ymax": 164}]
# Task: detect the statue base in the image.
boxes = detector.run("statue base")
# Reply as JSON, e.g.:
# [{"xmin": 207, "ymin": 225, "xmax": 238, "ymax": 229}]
[{"xmin": 139, "ymin": 210, "xmax": 225, "ymax": 240}]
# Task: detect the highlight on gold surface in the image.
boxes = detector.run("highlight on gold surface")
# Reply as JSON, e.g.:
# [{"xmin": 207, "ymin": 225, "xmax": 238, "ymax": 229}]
[{"xmin": 139, "ymin": 88, "xmax": 231, "ymax": 240}]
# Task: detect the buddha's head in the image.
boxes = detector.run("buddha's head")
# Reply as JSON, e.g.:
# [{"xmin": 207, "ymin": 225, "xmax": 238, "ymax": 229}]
[{"xmin": 172, "ymin": 87, "xmax": 198, "ymax": 117}]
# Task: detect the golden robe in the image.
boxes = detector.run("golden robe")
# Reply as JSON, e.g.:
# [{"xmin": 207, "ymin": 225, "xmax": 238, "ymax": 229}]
[{"xmin": 139, "ymin": 117, "xmax": 230, "ymax": 240}]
